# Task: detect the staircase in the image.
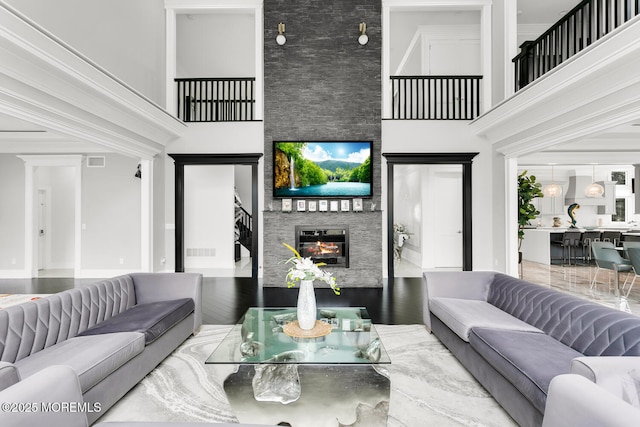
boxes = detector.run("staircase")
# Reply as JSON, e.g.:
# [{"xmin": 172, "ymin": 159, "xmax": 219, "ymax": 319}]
[{"xmin": 235, "ymin": 207, "xmax": 252, "ymax": 258}]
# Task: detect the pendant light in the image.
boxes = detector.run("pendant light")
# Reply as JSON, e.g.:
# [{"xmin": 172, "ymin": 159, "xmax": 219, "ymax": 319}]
[
  {"xmin": 543, "ymin": 165, "xmax": 562, "ymax": 197},
  {"xmin": 585, "ymin": 164, "xmax": 604, "ymax": 198}
]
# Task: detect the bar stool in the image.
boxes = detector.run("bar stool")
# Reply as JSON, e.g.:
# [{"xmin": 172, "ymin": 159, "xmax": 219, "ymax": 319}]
[
  {"xmin": 602, "ymin": 231, "xmax": 622, "ymax": 247},
  {"xmin": 551, "ymin": 230, "xmax": 582, "ymax": 265}
]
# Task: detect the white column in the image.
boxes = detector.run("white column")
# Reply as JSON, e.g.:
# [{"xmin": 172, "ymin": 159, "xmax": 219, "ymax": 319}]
[
  {"xmin": 254, "ymin": 3, "xmax": 264, "ymax": 120},
  {"xmin": 505, "ymin": 156, "xmax": 519, "ymax": 276},
  {"xmin": 381, "ymin": 4, "xmax": 391, "ymax": 119},
  {"xmin": 502, "ymin": 0, "xmax": 518, "ymax": 99},
  {"xmin": 23, "ymin": 163, "xmax": 35, "ymax": 277},
  {"xmin": 165, "ymin": 9, "xmax": 177, "ymax": 115},
  {"xmin": 480, "ymin": 2, "xmax": 493, "ymax": 114},
  {"xmin": 140, "ymin": 158, "xmax": 154, "ymax": 272}
]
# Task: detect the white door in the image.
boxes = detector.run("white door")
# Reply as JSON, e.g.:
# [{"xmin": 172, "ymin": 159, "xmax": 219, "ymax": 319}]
[{"xmin": 432, "ymin": 169, "xmax": 463, "ymax": 269}]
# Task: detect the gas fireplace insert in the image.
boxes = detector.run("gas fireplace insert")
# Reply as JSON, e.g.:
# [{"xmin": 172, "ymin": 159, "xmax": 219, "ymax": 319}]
[{"xmin": 295, "ymin": 226, "xmax": 349, "ymax": 268}]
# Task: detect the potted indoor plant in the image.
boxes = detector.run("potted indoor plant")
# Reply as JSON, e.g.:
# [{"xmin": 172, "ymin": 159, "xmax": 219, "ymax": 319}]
[{"xmin": 518, "ymin": 170, "xmax": 544, "ymax": 258}]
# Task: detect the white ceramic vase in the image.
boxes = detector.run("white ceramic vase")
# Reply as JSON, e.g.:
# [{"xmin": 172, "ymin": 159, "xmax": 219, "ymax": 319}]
[{"xmin": 296, "ymin": 279, "xmax": 317, "ymax": 330}]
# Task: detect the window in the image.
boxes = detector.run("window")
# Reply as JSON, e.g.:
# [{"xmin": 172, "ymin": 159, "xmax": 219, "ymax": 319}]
[
  {"xmin": 611, "ymin": 171, "xmax": 626, "ymax": 185},
  {"xmin": 612, "ymin": 198, "xmax": 626, "ymax": 222}
]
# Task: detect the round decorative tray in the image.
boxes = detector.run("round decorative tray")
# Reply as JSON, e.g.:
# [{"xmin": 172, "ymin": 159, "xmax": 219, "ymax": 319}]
[{"xmin": 283, "ymin": 320, "xmax": 332, "ymax": 338}]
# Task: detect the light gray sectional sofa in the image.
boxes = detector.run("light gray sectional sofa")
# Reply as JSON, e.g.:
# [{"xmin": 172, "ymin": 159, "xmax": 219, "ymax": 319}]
[
  {"xmin": 424, "ymin": 271, "xmax": 640, "ymax": 427},
  {"xmin": 0, "ymin": 273, "xmax": 202, "ymax": 425}
]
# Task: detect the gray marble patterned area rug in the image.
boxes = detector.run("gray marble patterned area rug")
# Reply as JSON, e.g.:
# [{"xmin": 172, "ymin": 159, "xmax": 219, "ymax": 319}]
[{"xmin": 97, "ymin": 325, "xmax": 517, "ymax": 426}]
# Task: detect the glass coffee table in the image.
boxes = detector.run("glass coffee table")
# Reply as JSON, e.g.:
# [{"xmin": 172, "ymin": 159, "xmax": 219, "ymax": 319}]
[{"xmin": 206, "ymin": 307, "xmax": 391, "ymax": 427}]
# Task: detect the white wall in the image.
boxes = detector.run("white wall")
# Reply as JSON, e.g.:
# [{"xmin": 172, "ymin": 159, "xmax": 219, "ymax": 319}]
[
  {"xmin": 153, "ymin": 153, "xmax": 166, "ymax": 272},
  {"xmin": 81, "ymin": 154, "xmax": 141, "ymax": 274},
  {"xmin": 393, "ymin": 164, "xmax": 423, "ymax": 266},
  {"xmin": 163, "ymin": 122, "xmax": 264, "ymax": 273},
  {"xmin": 183, "ymin": 165, "xmax": 235, "ymax": 271},
  {"xmin": 389, "ymin": 11, "xmax": 480, "ymax": 73},
  {"xmin": 0, "ymin": 155, "xmax": 25, "ymax": 274},
  {"xmin": 5, "ymin": 0, "xmax": 167, "ymax": 104},
  {"xmin": 382, "ymin": 120, "xmax": 494, "ymax": 272},
  {"xmin": 176, "ymin": 13, "xmax": 255, "ymax": 78}
]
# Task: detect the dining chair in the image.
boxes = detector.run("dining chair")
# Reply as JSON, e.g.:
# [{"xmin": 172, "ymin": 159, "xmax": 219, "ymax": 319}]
[
  {"xmin": 590, "ymin": 241, "xmax": 632, "ymax": 290},
  {"xmin": 622, "ymin": 241, "xmax": 640, "ymax": 258},
  {"xmin": 581, "ymin": 230, "xmax": 601, "ymax": 264}
]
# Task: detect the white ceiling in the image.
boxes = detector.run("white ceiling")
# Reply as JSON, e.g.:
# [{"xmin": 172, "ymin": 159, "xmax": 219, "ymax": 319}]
[
  {"xmin": 1, "ymin": 1, "xmax": 636, "ymax": 161},
  {"xmin": 517, "ymin": 0, "xmax": 580, "ymax": 25}
]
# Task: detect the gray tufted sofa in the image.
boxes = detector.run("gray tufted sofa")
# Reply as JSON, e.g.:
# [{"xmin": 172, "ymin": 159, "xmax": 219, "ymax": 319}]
[
  {"xmin": 0, "ymin": 273, "xmax": 202, "ymax": 425},
  {"xmin": 424, "ymin": 271, "xmax": 640, "ymax": 427}
]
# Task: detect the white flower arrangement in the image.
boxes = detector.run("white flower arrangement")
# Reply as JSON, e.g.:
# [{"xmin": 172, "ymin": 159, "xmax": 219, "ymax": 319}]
[{"xmin": 282, "ymin": 243, "xmax": 340, "ymax": 295}]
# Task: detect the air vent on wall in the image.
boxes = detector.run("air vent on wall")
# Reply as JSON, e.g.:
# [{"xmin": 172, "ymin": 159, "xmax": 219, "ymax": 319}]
[{"xmin": 86, "ymin": 156, "xmax": 106, "ymax": 168}]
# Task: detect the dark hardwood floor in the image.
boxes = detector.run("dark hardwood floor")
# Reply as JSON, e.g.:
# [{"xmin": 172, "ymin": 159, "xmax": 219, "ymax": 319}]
[{"xmin": 0, "ymin": 277, "xmax": 424, "ymax": 325}]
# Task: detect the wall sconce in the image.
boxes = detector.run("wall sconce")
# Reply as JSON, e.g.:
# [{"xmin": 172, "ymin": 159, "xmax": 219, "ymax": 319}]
[
  {"xmin": 358, "ymin": 22, "xmax": 368, "ymax": 45},
  {"xmin": 134, "ymin": 163, "xmax": 142, "ymax": 179},
  {"xmin": 276, "ymin": 22, "xmax": 286, "ymax": 46}
]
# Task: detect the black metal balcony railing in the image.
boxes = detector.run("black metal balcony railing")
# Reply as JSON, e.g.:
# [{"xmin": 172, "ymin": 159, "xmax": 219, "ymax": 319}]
[
  {"xmin": 390, "ymin": 75, "xmax": 483, "ymax": 120},
  {"xmin": 175, "ymin": 78, "xmax": 256, "ymax": 122},
  {"xmin": 514, "ymin": 0, "xmax": 640, "ymax": 91}
]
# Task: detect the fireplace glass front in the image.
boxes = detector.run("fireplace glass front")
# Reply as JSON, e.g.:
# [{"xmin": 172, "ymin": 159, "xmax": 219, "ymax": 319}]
[{"xmin": 295, "ymin": 226, "xmax": 349, "ymax": 268}]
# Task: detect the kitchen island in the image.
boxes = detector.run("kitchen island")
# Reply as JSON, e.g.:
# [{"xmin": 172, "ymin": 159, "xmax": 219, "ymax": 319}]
[{"xmin": 521, "ymin": 228, "xmax": 639, "ymax": 265}]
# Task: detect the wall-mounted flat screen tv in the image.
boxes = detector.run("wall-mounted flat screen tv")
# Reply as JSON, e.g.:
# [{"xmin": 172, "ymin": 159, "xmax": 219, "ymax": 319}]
[{"xmin": 274, "ymin": 141, "xmax": 372, "ymax": 198}]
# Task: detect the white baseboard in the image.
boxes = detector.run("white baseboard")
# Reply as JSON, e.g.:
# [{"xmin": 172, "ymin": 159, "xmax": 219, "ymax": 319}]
[
  {"xmin": 0, "ymin": 269, "xmax": 31, "ymax": 279},
  {"xmin": 47, "ymin": 262, "xmax": 74, "ymax": 270}
]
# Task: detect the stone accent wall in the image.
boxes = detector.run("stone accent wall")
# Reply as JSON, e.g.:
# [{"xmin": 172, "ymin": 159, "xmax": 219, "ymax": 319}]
[{"xmin": 263, "ymin": 0, "xmax": 382, "ymax": 287}]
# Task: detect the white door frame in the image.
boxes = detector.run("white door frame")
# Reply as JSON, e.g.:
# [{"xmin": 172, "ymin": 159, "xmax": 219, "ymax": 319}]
[
  {"xmin": 37, "ymin": 188, "xmax": 51, "ymax": 271},
  {"xmin": 18, "ymin": 155, "xmax": 83, "ymax": 278}
]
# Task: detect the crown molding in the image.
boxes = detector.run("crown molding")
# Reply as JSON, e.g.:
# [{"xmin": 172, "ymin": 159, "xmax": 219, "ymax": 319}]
[
  {"xmin": 164, "ymin": 0, "xmax": 262, "ymax": 11},
  {"xmin": 0, "ymin": 2, "xmax": 185, "ymax": 158},
  {"xmin": 471, "ymin": 15, "xmax": 640, "ymax": 158}
]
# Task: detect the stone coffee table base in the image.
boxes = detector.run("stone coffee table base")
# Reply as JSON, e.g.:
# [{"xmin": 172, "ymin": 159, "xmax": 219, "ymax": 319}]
[{"xmin": 224, "ymin": 364, "xmax": 390, "ymax": 427}]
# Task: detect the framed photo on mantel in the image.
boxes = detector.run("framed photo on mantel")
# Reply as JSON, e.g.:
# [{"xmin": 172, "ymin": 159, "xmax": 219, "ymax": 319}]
[
  {"xmin": 319, "ymin": 200, "xmax": 328, "ymax": 212},
  {"xmin": 308, "ymin": 200, "xmax": 317, "ymax": 212},
  {"xmin": 282, "ymin": 199, "xmax": 292, "ymax": 212}
]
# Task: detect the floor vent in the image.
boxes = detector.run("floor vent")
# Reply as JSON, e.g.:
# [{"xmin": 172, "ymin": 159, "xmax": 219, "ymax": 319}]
[{"xmin": 186, "ymin": 248, "xmax": 216, "ymax": 257}]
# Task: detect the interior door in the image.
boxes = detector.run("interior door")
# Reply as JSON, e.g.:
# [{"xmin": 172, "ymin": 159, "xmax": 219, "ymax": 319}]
[
  {"xmin": 386, "ymin": 153, "xmax": 476, "ymax": 279},
  {"xmin": 432, "ymin": 169, "xmax": 463, "ymax": 269}
]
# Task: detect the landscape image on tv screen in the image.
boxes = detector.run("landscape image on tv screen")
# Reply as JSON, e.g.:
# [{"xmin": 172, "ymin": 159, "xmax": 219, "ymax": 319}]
[{"xmin": 274, "ymin": 141, "xmax": 372, "ymax": 198}]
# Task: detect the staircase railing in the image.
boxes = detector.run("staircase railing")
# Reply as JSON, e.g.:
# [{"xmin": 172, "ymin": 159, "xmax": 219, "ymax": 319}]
[
  {"xmin": 390, "ymin": 75, "xmax": 483, "ymax": 120},
  {"xmin": 514, "ymin": 0, "xmax": 640, "ymax": 91},
  {"xmin": 235, "ymin": 206, "xmax": 252, "ymax": 255},
  {"xmin": 175, "ymin": 77, "xmax": 256, "ymax": 122}
]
